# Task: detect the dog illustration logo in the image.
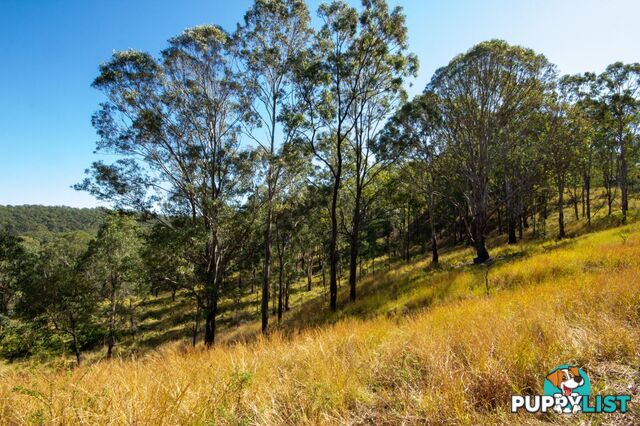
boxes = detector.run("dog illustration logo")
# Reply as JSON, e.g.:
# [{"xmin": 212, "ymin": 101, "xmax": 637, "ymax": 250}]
[
  {"xmin": 543, "ymin": 365, "xmax": 590, "ymax": 413},
  {"xmin": 511, "ymin": 363, "xmax": 630, "ymax": 414}
]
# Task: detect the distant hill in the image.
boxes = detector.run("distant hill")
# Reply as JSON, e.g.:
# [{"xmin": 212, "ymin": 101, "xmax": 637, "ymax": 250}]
[{"xmin": 0, "ymin": 205, "xmax": 108, "ymax": 235}]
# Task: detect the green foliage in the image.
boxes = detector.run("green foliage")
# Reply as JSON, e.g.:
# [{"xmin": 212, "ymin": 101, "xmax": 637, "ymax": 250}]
[
  {"xmin": 9, "ymin": 232, "xmax": 101, "ymax": 363},
  {"xmin": 83, "ymin": 213, "xmax": 146, "ymax": 357},
  {"xmin": 3, "ymin": 1, "xmax": 638, "ymax": 366},
  {"xmin": 0, "ymin": 205, "xmax": 107, "ymax": 236},
  {"xmin": 0, "ymin": 316, "xmax": 66, "ymax": 360}
]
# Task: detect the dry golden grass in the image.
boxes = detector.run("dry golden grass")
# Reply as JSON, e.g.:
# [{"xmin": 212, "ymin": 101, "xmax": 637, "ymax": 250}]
[{"xmin": 1, "ymin": 221, "xmax": 639, "ymax": 424}]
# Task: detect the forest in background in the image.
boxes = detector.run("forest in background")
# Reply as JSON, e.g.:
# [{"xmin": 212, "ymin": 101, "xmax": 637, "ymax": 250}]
[{"xmin": 0, "ymin": 205, "xmax": 106, "ymax": 236}]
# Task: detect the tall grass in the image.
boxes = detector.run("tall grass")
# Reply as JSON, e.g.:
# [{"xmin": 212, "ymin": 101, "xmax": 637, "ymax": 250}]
[{"xmin": 0, "ymin": 223, "xmax": 639, "ymax": 424}]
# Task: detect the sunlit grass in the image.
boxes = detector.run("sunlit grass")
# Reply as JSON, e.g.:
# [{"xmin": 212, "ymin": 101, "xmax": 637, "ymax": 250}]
[{"xmin": 1, "ymin": 206, "xmax": 639, "ymax": 424}]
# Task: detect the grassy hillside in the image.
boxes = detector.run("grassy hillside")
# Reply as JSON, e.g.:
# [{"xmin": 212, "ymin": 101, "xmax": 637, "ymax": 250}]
[
  {"xmin": 1, "ymin": 211, "xmax": 639, "ymax": 424},
  {"xmin": 0, "ymin": 205, "xmax": 107, "ymax": 236}
]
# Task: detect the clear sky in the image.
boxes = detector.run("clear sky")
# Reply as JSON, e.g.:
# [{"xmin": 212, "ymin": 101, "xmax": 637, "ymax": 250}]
[{"xmin": 1, "ymin": 0, "xmax": 639, "ymax": 208}]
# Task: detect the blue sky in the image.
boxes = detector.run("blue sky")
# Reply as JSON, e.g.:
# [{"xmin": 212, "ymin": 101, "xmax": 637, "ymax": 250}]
[{"xmin": 1, "ymin": 0, "xmax": 639, "ymax": 208}]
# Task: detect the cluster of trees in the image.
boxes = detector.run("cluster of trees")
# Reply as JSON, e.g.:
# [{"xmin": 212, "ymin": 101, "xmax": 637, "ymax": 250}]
[
  {"xmin": 77, "ymin": 0, "xmax": 419, "ymax": 344},
  {"xmin": 0, "ymin": 215, "xmax": 142, "ymax": 364},
  {"xmin": 0, "ymin": 205, "xmax": 106, "ymax": 235},
  {"xmin": 71, "ymin": 0, "xmax": 640, "ymax": 343},
  {"xmin": 1, "ymin": 0, "xmax": 638, "ymax": 363},
  {"xmin": 397, "ymin": 47, "xmax": 640, "ymax": 261}
]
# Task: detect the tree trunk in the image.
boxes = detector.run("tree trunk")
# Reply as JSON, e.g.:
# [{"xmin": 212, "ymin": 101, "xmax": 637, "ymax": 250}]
[
  {"xmin": 70, "ymin": 316, "xmax": 81, "ymax": 366},
  {"xmin": 620, "ymin": 128, "xmax": 628, "ymax": 223},
  {"xmin": 203, "ymin": 245, "xmax": 219, "ymax": 346},
  {"xmin": 192, "ymin": 304, "xmax": 200, "ymax": 347},
  {"xmin": 532, "ymin": 197, "xmax": 537, "ymax": 236},
  {"xmin": 348, "ymin": 185, "xmax": 362, "ymax": 303},
  {"xmin": 473, "ymin": 234, "xmax": 490, "ymax": 264},
  {"xmin": 204, "ymin": 307, "xmax": 216, "ymax": 346},
  {"xmin": 271, "ymin": 278, "xmax": 277, "ymax": 316},
  {"xmin": 277, "ymin": 243, "xmax": 284, "ymax": 322},
  {"xmin": 427, "ymin": 194, "xmax": 438, "ymax": 265},
  {"xmin": 128, "ymin": 299, "xmax": 136, "ymax": 333},
  {"xmin": 557, "ymin": 178, "xmax": 566, "ymax": 239},
  {"xmin": 284, "ymin": 273, "xmax": 290, "ymax": 312},
  {"xmin": 518, "ymin": 214, "xmax": 523, "ymax": 241},
  {"xmin": 472, "ymin": 212, "xmax": 490, "ymax": 263},
  {"xmin": 329, "ymin": 168, "xmax": 341, "ymax": 312},
  {"xmin": 507, "ymin": 214, "xmax": 517, "ymax": 244},
  {"xmin": 306, "ymin": 254, "xmax": 312, "ymax": 291},
  {"xmin": 107, "ymin": 276, "xmax": 117, "ymax": 359},
  {"xmin": 584, "ymin": 173, "xmax": 591, "ymax": 226},
  {"xmin": 261, "ymin": 206, "xmax": 272, "ymax": 335},
  {"xmin": 605, "ymin": 154, "xmax": 614, "ymax": 216},
  {"xmin": 572, "ymin": 182, "xmax": 579, "ymax": 221},
  {"xmin": 506, "ymin": 179, "xmax": 517, "ymax": 244},
  {"xmin": 404, "ymin": 204, "xmax": 411, "ymax": 262}
]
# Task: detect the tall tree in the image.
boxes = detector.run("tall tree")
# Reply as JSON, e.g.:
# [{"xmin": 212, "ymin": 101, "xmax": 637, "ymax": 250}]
[
  {"xmin": 561, "ymin": 74, "xmax": 597, "ymax": 227},
  {"xmin": 78, "ymin": 26, "xmax": 255, "ymax": 345},
  {"xmin": 594, "ymin": 62, "xmax": 640, "ymax": 222},
  {"xmin": 427, "ymin": 40, "xmax": 555, "ymax": 262},
  {"xmin": 381, "ymin": 92, "xmax": 442, "ymax": 264},
  {"xmin": 237, "ymin": 0, "xmax": 312, "ymax": 335},
  {"xmin": 343, "ymin": 0, "xmax": 417, "ymax": 302},
  {"xmin": 540, "ymin": 96, "xmax": 579, "ymax": 239},
  {"xmin": 291, "ymin": 0, "xmax": 412, "ymax": 310}
]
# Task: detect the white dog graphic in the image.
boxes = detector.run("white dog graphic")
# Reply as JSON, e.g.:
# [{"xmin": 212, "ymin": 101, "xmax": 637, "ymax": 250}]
[{"xmin": 546, "ymin": 367, "xmax": 584, "ymax": 413}]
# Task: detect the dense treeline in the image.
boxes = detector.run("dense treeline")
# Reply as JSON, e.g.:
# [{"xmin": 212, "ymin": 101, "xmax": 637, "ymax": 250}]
[
  {"xmin": 0, "ymin": 215, "xmax": 143, "ymax": 363},
  {"xmin": 0, "ymin": 205, "xmax": 107, "ymax": 235},
  {"xmin": 1, "ymin": 0, "xmax": 639, "ymax": 363}
]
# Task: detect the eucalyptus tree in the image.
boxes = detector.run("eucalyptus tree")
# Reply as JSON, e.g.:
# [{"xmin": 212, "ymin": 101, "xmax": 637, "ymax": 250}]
[
  {"xmin": 496, "ymin": 104, "xmax": 542, "ymax": 244},
  {"xmin": 237, "ymin": 0, "xmax": 312, "ymax": 335},
  {"xmin": 427, "ymin": 40, "xmax": 555, "ymax": 262},
  {"xmin": 343, "ymin": 0, "xmax": 417, "ymax": 302},
  {"xmin": 291, "ymin": 0, "xmax": 359, "ymax": 311},
  {"xmin": 78, "ymin": 25, "xmax": 255, "ymax": 345},
  {"xmin": 539, "ymin": 87, "xmax": 590, "ymax": 239},
  {"xmin": 273, "ymin": 198, "xmax": 303, "ymax": 322},
  {"xmin": 559, "ymin": 74, "xmax": 597, "ymax": 226},
  {"xmin": 292, "ymin": 184, "xmax": 330, "ymax": 293},
  {"xmin": 381, "ymin": 92, "xmax": 442, "ymax": 264},
  {"xmin": 261, "ymin": 139, "xmax": 309, "ymax": 321},
  {"xmin": 289, "ymin": 0, "xmax": 413, "ymax": 310},
  {"xmin": 594, "ymin": 63, "xmax": 640, "ymax": 222},
  {"xmin": 572, "ymin": 73, "xmax": 615, "ymax": 217}
]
